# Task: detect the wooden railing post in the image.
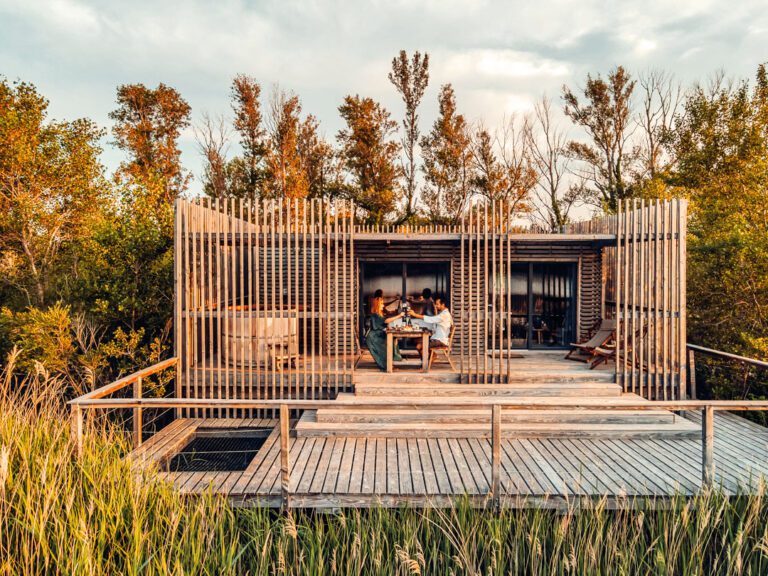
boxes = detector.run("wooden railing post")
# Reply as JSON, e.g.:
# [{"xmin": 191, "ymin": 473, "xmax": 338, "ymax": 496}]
[
  {"xmin": 133, "ymin": 376, "xmax": 143, "ymax": 448},
  {"xmin": 688, "ymin": 349, "xmax": 697, "ymax": 399},
  {"xmin": 702, "ymin": 406, "xmax": 714, "ymax": 488},
  {"xmin": 71, "ymin": 404, "xmax": 83, "ymax": 458},
  {"xmin": 280, "ymin": 404, "xmax": 291, "ymax": 509},
  {"xmin": 491, "ymin": 404, "xmax": 501, "ymax": 508}
]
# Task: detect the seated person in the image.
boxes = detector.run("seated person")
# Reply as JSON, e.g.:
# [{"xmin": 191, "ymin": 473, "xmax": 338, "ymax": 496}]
[
  {"xmin": 408, "ymin": 288, "xmax": 436, "ymax": 317},
  {"xmin": 372, "ymin": 288, "xmax": 403, "ymax": 318},
  {"xmin": 365, "ymin": 296, "xmax": 405, "ymax": 371},
  {"xmin": 408, "ymin": 295, "xmax": 452, "ymax": 350}
]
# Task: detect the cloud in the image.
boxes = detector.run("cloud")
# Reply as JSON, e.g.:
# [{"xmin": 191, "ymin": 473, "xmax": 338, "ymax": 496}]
[{"xmin": 0, "ymin": 0, "xmax": 766, "ymax": 194}]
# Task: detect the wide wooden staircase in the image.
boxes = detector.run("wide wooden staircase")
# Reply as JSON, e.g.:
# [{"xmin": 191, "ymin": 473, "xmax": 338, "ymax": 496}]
[{"xmin": 295, "ymin": 352, "xmax": 699, "ymax": 439}]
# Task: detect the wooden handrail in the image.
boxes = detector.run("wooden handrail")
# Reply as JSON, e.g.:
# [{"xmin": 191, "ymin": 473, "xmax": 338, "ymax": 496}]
[
  {"xmin": 687, "ymin": 344, "xmax": 768, "ymax": 370},
  {"xmin": 69, "ymin": 397, "xmax": 768, "ymax": 411},
  {"xmin": 68, "ymin": 357, "xmax": 179, "ymax": 457},
  {"xmin": 73, "ymin": 357, "xmax": 179, "ymax": 402},
  {"xmin": 71, "ymin": 389, "xmax": 768, "ymax": 500}
]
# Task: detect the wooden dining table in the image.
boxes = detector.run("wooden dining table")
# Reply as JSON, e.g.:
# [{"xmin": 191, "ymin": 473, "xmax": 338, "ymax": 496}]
[{"xmin": 385, "ymin": 328, "xmax": 430, "ymax": 373}]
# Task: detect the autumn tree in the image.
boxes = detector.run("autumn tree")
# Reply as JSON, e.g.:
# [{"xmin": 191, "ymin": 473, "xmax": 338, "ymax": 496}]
[
  {"xmin": 524, "ymin": 96, "xmax": 581, "ymax": 231},
  {"xmin": 420, "ymin": 84, "xmax": 473, "ymax": 224},
  {"xmin": 109, "ymin": 83, "xmax": 191, "ymax": 204},
  {"xmin": 471, "ymin": 123, "xmax": 536, "ymax": 217},
  {"xmin": 337, "ymin": 95, "xmax": 401, "ymax": 224},
  {"xmin": 227, "ymin": 74, "xmax": 268, "ymax": 202},
  {"xmin": 194, "ymin": 113, "xmax": 229, "ymax": 200},
  {"xmin": 389, "ymin": 50, "xmax": 429, "ymax": 222},
  {"xmin": 0, "ymin": 79, "xmax": 108, "ymax": 307},
  {"xmin": 297, "ymin": 113, "xmax": 335, "ymax": 198},
  {"xmin": 562, "ymin": 66, "xmax": 637, "ymax": 212},
  {"xmin": 263, "ymin": 89, "xmax": 308, "ymax": 198}
]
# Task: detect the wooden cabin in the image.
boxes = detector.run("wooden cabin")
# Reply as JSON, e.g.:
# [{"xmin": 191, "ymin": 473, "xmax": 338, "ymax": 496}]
[
  {"xmin": 72, "ymin": 196, "xmax": 768, "ymax": 506},
  {"xmin": 70, "ymin": 192, "xmax": 768, "ymax": 510},
  {"xmin": 174, "ymin": 197, "xmax": 688, "ymax": 408}
]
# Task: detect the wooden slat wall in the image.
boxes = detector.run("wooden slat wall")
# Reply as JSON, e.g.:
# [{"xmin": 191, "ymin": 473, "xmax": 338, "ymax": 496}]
[
  {"xmin": 615, "ymin": 199, "xmax": 687, "ymax": 399},
  {"xmin": 562, "ymin": 199, "xmax": 688, "ymax": 399},
  {"xmin": 174, "ymin": 197, "xmax": 620, "ymax": 402},
  {"xmin": 175, "ymin": 198, "xmax": 355, "ymax": 417}
]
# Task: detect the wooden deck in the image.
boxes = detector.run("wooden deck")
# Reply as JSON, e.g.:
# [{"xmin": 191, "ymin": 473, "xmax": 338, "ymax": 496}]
[{"xmin": 133, "ymin": 411, "xmax": 768, "ymax": 508}]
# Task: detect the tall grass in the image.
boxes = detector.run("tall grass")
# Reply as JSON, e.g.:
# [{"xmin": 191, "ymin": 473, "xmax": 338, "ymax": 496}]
[{"xmin": 2, "ymin": 361, "xmax": 768, "ymax": 574}]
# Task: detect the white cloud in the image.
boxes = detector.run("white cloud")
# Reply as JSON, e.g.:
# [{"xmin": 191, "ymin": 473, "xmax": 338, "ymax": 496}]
[{"xmin": 1, "ymin": 0, "xmax": 767, "ymax": 195}]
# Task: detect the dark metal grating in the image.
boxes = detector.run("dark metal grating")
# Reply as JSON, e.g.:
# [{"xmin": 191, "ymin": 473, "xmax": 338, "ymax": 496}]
[{"xmin": 169, "ymin": 428, "xmax": 270, "ymax": 472}]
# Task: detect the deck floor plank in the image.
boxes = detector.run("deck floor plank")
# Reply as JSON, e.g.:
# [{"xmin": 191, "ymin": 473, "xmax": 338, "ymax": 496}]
[
  {"xmin": 321, "ymin": 438, "xmax": 346, "ymax": 494},
  {"xmin": 296, "ymin": 438, "xmax": 325, "ymax": 493},
  {"xmin": 518, "ymin": 439, "xmax": 571, "ymax": 496},
  {"xmin": 427, "ymin": 439, "xmax": 455, "ymax": 494},
  {"xmin": 397, "ymin": 438, "xmax": 414, "ymax": 495},
  {"xmin": 131, "ymin": 411, "xmax": 768, "ymax": 507},
  {"xmin": 358, "ymin": 438, "xmax": 374, "ymax": 494},
  {"xmin": 309, "ymin": 438, "xmax": 337, "ymax": 493},
  {"xmin": 371, "ymin": 438, "xmax": 385, "ymax": 494},
  {"xmin": 600, "ymin": 439, "xmax": 675, "ymax": 495},
  {"xmin": 333, "ymin": 437, "xmax": 355, "ymax": 493},
  {"xmin": 347, "ymin": 438, "xmax": 366, "ymax": 494},
  {"xmin": 501, "ymin": 441, "xmax": 541, "ymax": 495},
  {"xmin": 407, "ymin": 439, "xmax": 426, "ymax": 495},
  {"xmin": 448, "ymin": 438, "xmax": 480, "ymax": 494},
  {"xmin": 386, "ymin": 438, "xmax": 399, "ymax": 494},
  {"xmin": 416, "ymin": 438, "xmax": 439, "ymax": 495}
]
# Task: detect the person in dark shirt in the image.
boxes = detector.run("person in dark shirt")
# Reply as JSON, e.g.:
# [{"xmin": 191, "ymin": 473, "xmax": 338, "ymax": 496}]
[{"xmin": 409, "ymin": 288, "xmax": 435, "ymax": 316}]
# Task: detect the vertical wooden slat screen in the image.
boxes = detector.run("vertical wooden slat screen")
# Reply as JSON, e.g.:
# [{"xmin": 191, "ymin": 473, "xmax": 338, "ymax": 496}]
[
  {"xmin": 175, "ymin": 198, "xmax": 355, "ymax": 417},
  {"xmin": 174, "ymin": 196, "xmax": 685, "ymax": 403},
  {"xmin": 613, "ymin": 198, "xmax": 688, "ymax": 399}
]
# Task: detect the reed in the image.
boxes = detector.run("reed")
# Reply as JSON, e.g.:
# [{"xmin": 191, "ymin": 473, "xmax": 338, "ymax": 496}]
[{"xmin": 2, "ymin": 362, "xmax": 768, "ymax": 575}]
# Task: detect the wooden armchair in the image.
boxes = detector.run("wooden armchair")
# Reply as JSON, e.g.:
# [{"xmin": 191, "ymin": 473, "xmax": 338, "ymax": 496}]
[{"xmin": 428, "ymin": 325, "xmax": 456, "ymax": 370}]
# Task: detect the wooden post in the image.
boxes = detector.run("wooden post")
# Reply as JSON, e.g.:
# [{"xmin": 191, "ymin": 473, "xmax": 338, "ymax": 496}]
[
  {"xmin": 491, "ymin": 404, "xmax": 501, "ymax": 508},
  {"xmin": 688, "ymin": 349, "xmax": 697, "ymax": 400},
  {"xmin": 280, "ymin": 403, "xmax": 291, "ymax": 509},
  {"xmin": 702, "ymin": 406, "xmax": 714, "ymax": 488},
  {"xmin": 422, "ymin": 332, "xmax": 429, "ymax": 373},
  {"xmin": 133, "ymin": 376, "xmax": 143, "ymax": 448},
  {"xmin": 71, "ymin": 404, "xmax": 83, "ymax": 458},
  {"xmin": 386, "ymin": 332, "xmax": 394, "ymax": 373}
]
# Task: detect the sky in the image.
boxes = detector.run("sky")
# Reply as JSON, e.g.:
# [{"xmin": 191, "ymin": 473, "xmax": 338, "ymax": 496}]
[{"xmin": 1, "ymin": 0, "xmax": 767, "ymax": 199}]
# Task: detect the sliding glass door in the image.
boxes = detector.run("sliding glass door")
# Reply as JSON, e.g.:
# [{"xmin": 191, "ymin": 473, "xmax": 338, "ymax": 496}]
[{"xmin": 491, "ymin": 262, "xmax": 577, "ymax": 350}]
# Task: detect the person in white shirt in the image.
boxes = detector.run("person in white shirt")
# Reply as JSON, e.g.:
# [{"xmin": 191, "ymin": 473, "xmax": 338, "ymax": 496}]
[{"xmin": 409, "ymin": 295, "xmax": 453, "ymax": 349}]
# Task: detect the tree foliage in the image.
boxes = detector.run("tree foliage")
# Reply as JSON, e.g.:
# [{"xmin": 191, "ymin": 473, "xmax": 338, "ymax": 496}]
[
  {"xmin": 471, "ymin": 125, "xmax": 535, "ymax": 216},
  {"xmin": 420, "ymin": 84, "xmax": 472, "ymax": 224},
  {"xmin": 389, "ymin": 50, "xmax": 429, "ymax": 222},
  {"xmin": 110, "ymin": 83, "xmax": 191, "ymax": 203},
  {"xmin": 524, "ymin": 96, "xmax": 580, "ymax": 231},
  {"xmin": 563, "ymin": 66, "xmax": 637, "ymax": 212},
  {"xmin": 337, "ymin": 95, "xmax": 401, "ymax": 223},
  {"xmin": 0, "ymin": 79, "xmax": 108, "ymax": 308},
  {"xmin": 665, "ymin": 65, "xmax": 768, "ymax": 365}
]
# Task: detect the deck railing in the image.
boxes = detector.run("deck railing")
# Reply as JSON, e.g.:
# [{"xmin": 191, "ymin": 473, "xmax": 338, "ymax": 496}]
[
  {"xmin": 687, "ymin": 343, "xmax": 768, "ymax": 400},
  {"xmin": 70, "ymin": 360, "xmax": 768, "ymax": 508}
]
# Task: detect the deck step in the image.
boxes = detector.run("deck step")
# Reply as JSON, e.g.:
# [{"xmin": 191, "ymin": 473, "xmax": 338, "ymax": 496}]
[
  {"xmin": 295, "ymin": 411, "xmax": 700, "ymax": 439},
  {"xmin": 352, "ymin": 369, "xmax": 614, "ymax": 386},
  {"xmin": 315, "ymin": 407, "xmax": 676, "ymax": 425},
  {"xmin": 353, "ymin": 371, "xmax": 462, "ymax": 385},
  {"xmin": 353, "ymin": 382, "xmax": 622, "ymax": 397}
]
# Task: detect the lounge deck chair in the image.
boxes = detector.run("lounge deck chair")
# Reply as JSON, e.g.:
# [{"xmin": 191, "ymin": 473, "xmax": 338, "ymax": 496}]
[
  {"xmin": 589, "ymin": 322, "xmax": 648, "ymax": 369},
  {"xmin": 565, "ymin": 319, "xmax": 616, "ymax": 362}
]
